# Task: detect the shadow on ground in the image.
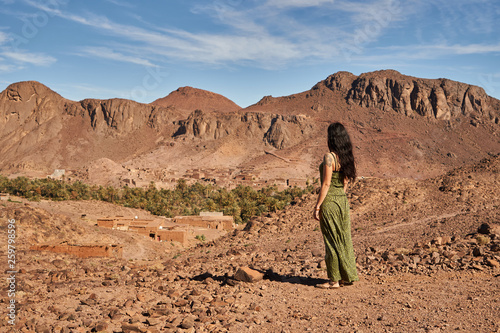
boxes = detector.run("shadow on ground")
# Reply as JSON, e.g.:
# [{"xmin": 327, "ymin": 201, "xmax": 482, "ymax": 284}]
[{"xmin": 191, "ymin": 270, "xmax": 329, "ymax": 287}]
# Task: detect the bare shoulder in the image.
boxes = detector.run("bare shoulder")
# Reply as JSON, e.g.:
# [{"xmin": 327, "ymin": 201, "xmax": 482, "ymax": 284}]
[{"xmin": 323, "ymin": 153, "xmax": 334, "ymax": 167}]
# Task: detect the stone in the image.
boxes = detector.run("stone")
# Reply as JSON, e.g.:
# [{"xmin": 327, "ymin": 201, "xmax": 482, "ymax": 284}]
[
  {"xmin": 311, "ymin": 248, "xmax": 323, "ymax": 257},
  {"xmin": 174, "ymin": 299, "xmax": 189, "ymax": 307},
  {"xmin": 136, "ymin": 292, "xmax": 147, "ymax": 302},
  {"xmin": 226, "ymin": 278, "xmax": 239, "ymax": 286},
  {"xmin": 51, "ymin": 259, "xmax": 65, "ymax": 268},
  {"xmin": 121, "ymin": 323, "xmax": 146, "ymax": 333},
  {"xmin": 233, "ymin": 267, "xmax": 264, "ymax": 283},
  {"xmin": 432, "ymin": 237, "xmax": 443, "ymax": 246},
  {"xmin": 472, "ymin": 247, "xmax": 484, "ymax": 257},
  {"xmin": 478, "ymin": 223, "xmax": 491, "ymax": 234},
  {"xmin": 146, "ymin": 318, "xmax": 162, "ymax": 326},
  {"xmin": 190, "ymin": 289, "xmax": 202, "ymax": 296},
  {"xmin": 94, "ymin": 322, "xmax": 108, "ymax": 332},
  {"xmin": 180, "ymin": 316, "xmax": 195, "ymax": 329},
  {"xmin": 485, "ymin": 258, "xmax": 499, "ymax": 268},
  {"xmin": 35, "ymin": 324, "xmax": 51, "ymax": 333}
]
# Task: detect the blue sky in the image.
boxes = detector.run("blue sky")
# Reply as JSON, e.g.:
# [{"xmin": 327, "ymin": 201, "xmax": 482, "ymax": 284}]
[{"xmin": 0, "ymin": 0, "xmax": 499, "ymax": 107}]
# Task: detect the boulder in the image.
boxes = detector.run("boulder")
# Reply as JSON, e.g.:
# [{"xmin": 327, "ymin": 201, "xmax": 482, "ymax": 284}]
[{"xmin": 233, "ymin": 266, "xmax": 264, "ymax": 283}]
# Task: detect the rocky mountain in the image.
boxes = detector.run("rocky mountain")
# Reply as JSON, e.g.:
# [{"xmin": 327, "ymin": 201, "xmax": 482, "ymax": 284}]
[
  {"xmin": 321, "ymin": 70, "xmax": 499, "ymax": 123},
  {"xmin": 0, "ymin": 81, "xmax": 182, "ymax": 176},
  {"xmin": 0, "ymin": 70, "xmax": 499, "ymax": 185}
]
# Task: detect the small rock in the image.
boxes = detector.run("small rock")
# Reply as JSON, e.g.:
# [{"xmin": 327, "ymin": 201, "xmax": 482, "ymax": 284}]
[
  {"xmin": 191, "ymin": 289, "xmax": 202, "ymax": 296},
  {"xmin": 211, "ymin": 300, "xmax": 229, "ymax": 307},
  {"xmin": 174, "ymin": 299, "xmax": 189, "ymax": 307},
  {"xmin": 226, "ymin": 278, "xmax": 239, "ymax": 286},
  {"xmin": 180, "ymin": 316, "xmax": 195, "ymax": 329},
  {"xmin": 485, "ymin": 258, "xmax": 499, "ymax": 268},
  {"xmin": 478, "ymin": 223, "xmax": 491, "ymax": 234},
  {"xmin": 234, "ymin": 267, "xmax": 264, "ymax": 283},
  {"xmin": 472, "ymin": 247, "xmax": 484, "ymax": 257},
  {"xmin": 146, "ymin": 318, "xmax": 161, "ymax": 326},
  {"xmin": 311, "ymin": 248, "xmax": 323, "ymax": 257},
  {"xmin": 124, "ymin": 299, "xmax": 134, "ymax": 308},
  {"xmin": 51, "ymin": 259, "xmax": 65, "ymax": 268},
  {"xmin": 82, "ymin": 319, "xmax": 93, "ymax": 327},
  {"xmin": 203, "ymin": 277, "xmax": 215, "ymax": 284},
  {"xmin": 432, "ymin": 237, "xmax": 443, "ymax": 246},
  {"xmin": 136, "ymin": 292, "xmax": 147, "ymax": 302},
  {"xmin": 121, "ymin": 323, "xmax": 146, "ymax": 333},
  {"xmin": 35, "ymin": 324, "xmax": 51, "ymax": 333},
  {"xmin": 94, "ymin": 322, "xmax": 108, "ymax": 332}
]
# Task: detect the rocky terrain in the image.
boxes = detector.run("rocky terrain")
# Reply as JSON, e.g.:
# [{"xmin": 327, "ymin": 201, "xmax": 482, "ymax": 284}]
[
  {"xmin": 0, "ymin": 70, "xmax": 499, "ymax": 187},
  {"xmin": 0, "ymin": 154, "xmax": 498, "ymax": 332}
]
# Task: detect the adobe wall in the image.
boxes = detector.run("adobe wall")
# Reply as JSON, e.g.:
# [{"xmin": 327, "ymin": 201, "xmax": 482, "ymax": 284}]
[
  {"xmin": 174, "ymin": 215, "xmax": 234, "ymax": 230},
  {"xmin": 97, "ymin": 217, "xmax": 156, "ymax": 230},
  {"xmin": 30, "ymin": 244, "xmax": 123, "ymax": 258},
  {"xmin": 156, "ymin": 230, "xmax": 187, "ymax": 244}
]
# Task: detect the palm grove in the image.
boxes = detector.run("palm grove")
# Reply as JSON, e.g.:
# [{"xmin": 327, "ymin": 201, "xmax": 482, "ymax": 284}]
[{"xmin": 0, "ymin": 176, "xmax": 314, "ymax": 224}]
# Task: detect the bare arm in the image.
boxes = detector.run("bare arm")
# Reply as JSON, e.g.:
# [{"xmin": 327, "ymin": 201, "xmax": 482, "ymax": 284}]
[{"xmin": 314, "ymin": 153, "xmax": 334, "ymax": 220}]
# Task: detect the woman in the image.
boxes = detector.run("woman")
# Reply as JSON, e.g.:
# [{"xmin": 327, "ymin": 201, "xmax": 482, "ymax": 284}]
[{"xmin": 313, "ymin": 122, "xmax": 358, "ymax": 289}]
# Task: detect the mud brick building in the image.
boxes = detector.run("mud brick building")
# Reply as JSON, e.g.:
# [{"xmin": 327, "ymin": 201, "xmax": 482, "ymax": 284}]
[
  {"xmin": 96, "ymin": 213, "xmax": 234, "ymax": 245},
  {"xmin": 30, "ymin": 244, "xmax": 123, "ymax": 258},
  {"xmin": 173, "ymin": 214, "xmax": 234, "ymax": 231}
]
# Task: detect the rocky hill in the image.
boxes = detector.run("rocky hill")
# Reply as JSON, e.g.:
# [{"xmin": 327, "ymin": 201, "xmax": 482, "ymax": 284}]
[
  {"xmin": 151, "ymin": 86, "xmax": 241, "ymax": 115},
  {"xmin": 0, "ymin": 70, "xmax": 499, "ymax": 185}
]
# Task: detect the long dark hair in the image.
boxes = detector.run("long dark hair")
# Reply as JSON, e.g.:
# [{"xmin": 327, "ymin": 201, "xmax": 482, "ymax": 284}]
[{"xmin": 327, "ymin": 122, "xmax": 356, "ymax": 182}]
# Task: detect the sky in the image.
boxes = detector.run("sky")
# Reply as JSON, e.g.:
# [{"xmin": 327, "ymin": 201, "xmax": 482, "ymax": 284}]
[{"xmin": 0, "ymin": 0, "xmax": 499, "ymax": 107}]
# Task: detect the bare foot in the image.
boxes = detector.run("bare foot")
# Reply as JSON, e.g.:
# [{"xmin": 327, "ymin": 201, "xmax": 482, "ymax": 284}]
[{"xmin": 315, "ymin": 281, "xmax": 340, "ymax": 289}]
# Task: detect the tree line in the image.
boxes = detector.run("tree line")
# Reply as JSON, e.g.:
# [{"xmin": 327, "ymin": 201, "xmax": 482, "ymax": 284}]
[{"xmin": 0, "ymin": 176, "xmax": 314, "ymax": 224}]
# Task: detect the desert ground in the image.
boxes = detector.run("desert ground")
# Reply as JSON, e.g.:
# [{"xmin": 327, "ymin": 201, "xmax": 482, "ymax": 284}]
[{"xmin": 0, "ymin": 154, "xmax": 499, "ymax": 333}]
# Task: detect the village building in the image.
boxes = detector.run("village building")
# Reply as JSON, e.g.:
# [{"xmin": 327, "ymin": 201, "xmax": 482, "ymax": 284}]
[{"xmin": 96, "ymin": 212, "xmax": 234, "ymax": 245}]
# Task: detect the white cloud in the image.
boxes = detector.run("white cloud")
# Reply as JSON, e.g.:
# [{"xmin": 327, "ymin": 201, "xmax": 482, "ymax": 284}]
[
  {"xmin": 376, "ymin": 42, "xmax": 500, "ymax": 60},
  {"xmin": 337, "ymin": 0, "xmax": 404, "ymax": 25},
  {"xmin": 23, "ymin": 3, "xmax": 304, "ymax": 66},
  {"xmin": 104, "ymin": 0, "xmax": 135, "ymax": 9},
  {"xmin": 79, "ymin": 46, "xmax": 157, "ymax": 67},
  {"xmin": 436, "ymin": 43, "xmax": 500, "ymax": 55},
  {"xmin": 1, "ymin": 50, "xmax": 56, "ymax": 66},
  {"xmin": 0, "ymin": 63, "xmax": 18, "ymax": 72},
  {"xmin": 265, "ymin": 0, "xmax": 335, "ymax": 8},
  {"xmin": 57, "ymin": 83, "xmax": 131, "ymax": 101},
  {"xmin": 0, "ymin": 31, "xmax": 8, "ymax": 44},
  {"xmin": 24, "ymin": 0, "xmax": 497, "ymax": 72}
]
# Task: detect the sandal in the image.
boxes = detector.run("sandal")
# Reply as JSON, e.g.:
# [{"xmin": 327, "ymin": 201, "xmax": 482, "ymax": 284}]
[{"xmin": 340, "ymin": 280, "xmax": 354, "ymax": 286}]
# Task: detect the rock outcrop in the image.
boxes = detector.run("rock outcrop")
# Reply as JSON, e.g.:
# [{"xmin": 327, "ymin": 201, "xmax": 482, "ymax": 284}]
[
  {"xmin": 316, "ymin": 70, "xmax": 500, "ymax": 124},
  {"xmin": 174, "ymin": 110, "xmax": 315, "ymax": 149}
]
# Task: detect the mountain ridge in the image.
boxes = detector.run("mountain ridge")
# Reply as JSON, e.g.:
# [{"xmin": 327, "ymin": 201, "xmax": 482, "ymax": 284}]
[{"xmin": 1, "ymin": 70, "xmax": 499, "ymax": 186}]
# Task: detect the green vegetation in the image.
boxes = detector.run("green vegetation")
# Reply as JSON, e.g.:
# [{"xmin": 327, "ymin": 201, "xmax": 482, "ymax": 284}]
[
  {"xmin": 195, "ymin": 234, "xmax": 206, "ymax": 242},
  {"xmin": 0, "ymin": 175, "xmax": 313, "ymax": 224}
]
